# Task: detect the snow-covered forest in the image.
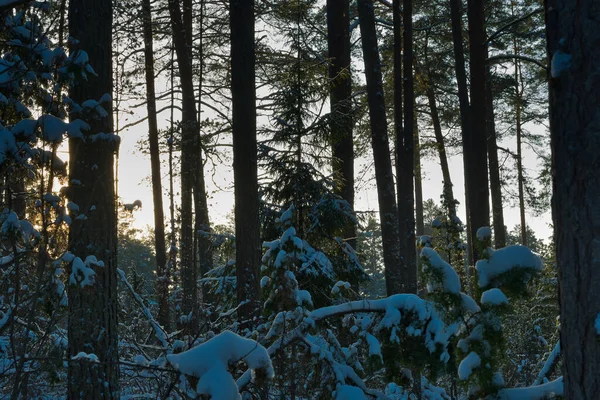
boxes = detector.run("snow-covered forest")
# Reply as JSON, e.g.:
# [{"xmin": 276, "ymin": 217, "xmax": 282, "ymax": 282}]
[{"xmin": 0, "ymin": 0, "xmax": 598, "ymax": 399}]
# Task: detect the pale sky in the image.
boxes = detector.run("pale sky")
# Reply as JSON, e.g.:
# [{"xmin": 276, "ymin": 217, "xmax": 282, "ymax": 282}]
[{"xmin": 117, "ymin": 112, "xmax": 552, "ymax": 242}]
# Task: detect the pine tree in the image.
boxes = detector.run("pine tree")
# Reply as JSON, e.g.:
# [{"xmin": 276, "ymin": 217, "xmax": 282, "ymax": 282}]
[
  {"xmin": 67, "ymin": 0, "xmax": 120, "ymax": 397},
  {"xmin": 357, "ymin": 0, "xmax": 403, "ymax": 296},
  {"xmin": 546, "ymin": 0, "xmax": 600, "ymax": 395},
  {"xmin": 230, "ymin": 0, "xmax": 261, "ymax": 329}
]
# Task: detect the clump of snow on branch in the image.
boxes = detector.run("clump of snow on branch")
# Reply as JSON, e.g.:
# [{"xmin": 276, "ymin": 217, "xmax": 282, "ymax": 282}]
[
  {"xmin": 476, "ymin": 226, "xmax": 492, "ymax": 241},
  {"xmin": 71, "ymin": 352, "xmax": 99, "ymax": 363},
  {"xmin": 480, "ymin": 288, "xmax": 509, "ymax": 306},
  {"xmin": 310, "ymin": 294, "xmax": 455, "ymax": 355},
  {"xmin": 69, "ymin": 256, "xmax": 104, "ymax": 287},
  {"xmin": 167, "ymin": 331, "xmax": 273, "ymax": 399},
  {"xmin": 497, "ymin": 376, "xmax": 563, "ymax": 399},
  {"xmin": 458, "ymin": 351, "xmax": 481, "ymax": 380},
  {"xmin": 476, "ymin": 245, "xmax": 543, "ymax": 288},
  {"xmin": 421, "ymin": 247, "xmax": 461, "ymax": 294}
]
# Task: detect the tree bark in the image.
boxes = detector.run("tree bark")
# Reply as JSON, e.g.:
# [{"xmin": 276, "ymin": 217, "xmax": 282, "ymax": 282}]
[
  {"xmin": 449, "ymin": 0, "xmax": 473, "ymax": 264},
  {"xmin": 67, "ymin": 0, "xmax": 119, "ymax": 397},
  {"xmin": 167, "ymin": 0, "xmax": 199, "ymax": 334},
  {"xmin": 230, "ymin": 0, "xmax": 261, "ymax": 329},
  {"xmin": 395, "ymin": 0, "xmax": 417, "ymax": 294},
  {"xmin": 142, "ymin": 0, "xmax": 169, "ymax": 331},
  {"xmin": 545, "ymin": 1, "xmax": 600, "ymax": 397},
  {"xmin": 327, "ymin": 0, "xmax": 355, "ymax": 252},
  {"xmin": 466, "ymin": 0, "xmax": 490, "ymax": 260},
  {"xmin": 357, "ymin": 0, "xmax": 402, "ymax": 296}
]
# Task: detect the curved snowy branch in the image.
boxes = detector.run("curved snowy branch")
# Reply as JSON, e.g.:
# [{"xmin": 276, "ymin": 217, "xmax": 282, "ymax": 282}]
[{"xmin": 487, "ymin": 54, "xmax": 547, "ymax": 70}]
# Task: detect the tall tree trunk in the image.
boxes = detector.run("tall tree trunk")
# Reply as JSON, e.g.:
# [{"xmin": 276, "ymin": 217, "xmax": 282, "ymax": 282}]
[
  {"xmin": 395, "ymin": 0, "xmax": 417, "ymax": 294},
  {"xmin": 142, "ymin": 0, "xmax": 169, "ymax": 331},
  {"xmin": 513, "ymin": 37, "xmax": 527, "ymax": 246},
  {"xmin": 168, "ymin": 0, "xmax": 199, "ymax": 334},
  {"xmin": 466, "ymin": 0, "xmax": 490, "ymax": 260},
  {"xmin": 230, "ymin": 0, "xmax": 260, "ymax": 329},
  {"xmin": 425, "ymin": 82, "xmax": 456, "ymax": 220},
  {"xmin": 193, "ymin": 0, "xmax": 213, "ymax": 305},
  {"xmin": 515, "ymin": 69, "xmax": 527, "ymax": 247},
  {"xmin": 450, "ymin": 0, "xmax": 473, "ymax": 264},
  {"xmin": 485, "ymin": 61, "xmax": 506, "ymax": 248},
  {"xmin": 327, "ymin": 0, "xmax": 355, "ymax": 250},
  {"xmin": 357, "ymin": 0, "xmax": 402, "ymax": 296},
  {"xmin": 545, "ymin": 0, "xmax": 600, "ymax": 397},
  {"xmin": 194, "ymin": 153, "xmax": 213, "ymax": 303},
  {"xmin": 67, "ymin": 0, "xmax": 119, "ymax": 397},
  {"xmin": 414, "ymin": 123, "xmax": 424, "ymax": 236}
]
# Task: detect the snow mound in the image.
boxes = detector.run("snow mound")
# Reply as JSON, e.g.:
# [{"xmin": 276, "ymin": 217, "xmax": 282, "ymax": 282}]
[
  {"xmin": 476, "ymin": 245, "xmax": 543, "ymax": 288},
  {"xmin": 167, "ymin": 331, "xmax": 273, "ymax": 398}
]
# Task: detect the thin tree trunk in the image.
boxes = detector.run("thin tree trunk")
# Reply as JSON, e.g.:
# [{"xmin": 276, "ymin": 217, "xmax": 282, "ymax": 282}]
[
  {"xmin": 425, "ymin": 82, "xmax": 456, "ymax": 219},
  {"xmin": 395, "ymin": 0, "xmax": 417, "ymax": 294},
  {"xmin": 194, "ymin": 159, "xmax": 212, "ymax": 301},
  {"xmin": 193, "ymin": 0, "xmax": 213, "ymax": 305},
  {"xmin": 142, "ymin": 0, "xmax": 169, "ymax": 331},
  {"xmin": 513, "ymin": 37, "xmax": 527, "ymax": 246},
  {"xmin": 466, "ymin": 0, "xmax": 490, "ymax": 260},
  {"xmin": 10, "ymin": 176, "xmax": 25, "ymax": 219},
  {"xmin": 414, "ymin": 123, "xmax": 424, "ymax": 237},
  {"xmin": 515, "ymin": 72, "xmax": 526, "ymax": 247},
  {"xmin": 545, "ymin": 0, "xmax": 600, "ymax": 396},
  {"xmin": 357, "ymin": 0, "xmax": 402, "ymax": 296},
  {"xmin": 168, "ymin": 0, "xmax": 199, "ymax": 334},
  {"xmin": 327, "ymin": 0, "xmax": 355, "ymax": 251},
  {"xmin": 449, "ymin": 0, "xmax": 473, "ymax": 265},
  {"xmin": 67, "ymin": 0, "xmax": 119, "ymax": 397},
  {"xmin": 485, "ymin": 61, "xmax": 506, "ymax": 248},
  {"xmin": 230, "ymin": 0, "xmax": 260, "ymax": 329}
]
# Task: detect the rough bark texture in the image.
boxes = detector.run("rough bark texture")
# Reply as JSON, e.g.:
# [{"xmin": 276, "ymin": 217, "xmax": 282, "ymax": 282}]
[
  {"xmin": 168, "ymin": 0, "xmax": 199, "ymax": 333},
  {"xmin": 142, "ymin": 0, "xmax": 169, "ymax": 331},
  {"xmin": 67, "ymin": 0, "xmax": 119, "ymax": 397},
  {"xmin": 450, "ymin": 0, "xmax": 473, "ymax": 264},
  {"xmin": 327, "ymin": 0, "xmax": 355, "ymax": 251},
  {"xmin": 231, "ymin": 0, "xmax": 261, "ymax": 328},
  {"xmin": 485, "ymin": 62, "xmax": 506, "ymax": 248},
  {"xmin": 357, "ymin": 0, "xmax": 402, "ymax": 296},
  {"xmin": 545, "ymin": 0, "xmax": 600, "ymax": 397},
  {"xmin": 395, "ymin": 0, "xmax": 417, "ymax": 294},
  {"xmin": 466, "ymin": 0, "xmax": 490, "ymax": 260}
]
